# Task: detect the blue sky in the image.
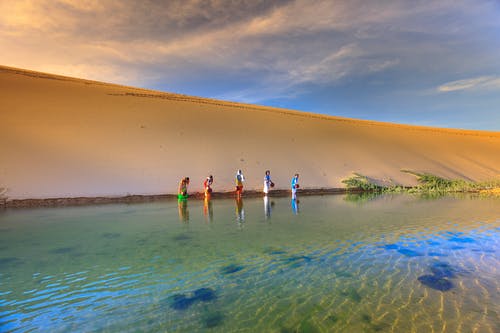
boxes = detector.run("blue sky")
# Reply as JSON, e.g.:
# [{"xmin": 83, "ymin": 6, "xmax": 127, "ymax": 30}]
[{"xmin": 1, "ymin": 0, "xmax": 499, "ymax": 130}]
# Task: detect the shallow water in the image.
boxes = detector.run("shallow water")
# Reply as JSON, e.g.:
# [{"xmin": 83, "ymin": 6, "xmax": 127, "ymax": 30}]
[{"xmin": 0, "ymin": 194, "xmax": 499, "ymax": 332}]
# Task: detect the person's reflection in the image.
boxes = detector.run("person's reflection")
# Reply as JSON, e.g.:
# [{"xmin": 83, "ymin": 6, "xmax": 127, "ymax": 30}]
[
  {"xmin": 203, "ymin": 196, "xmax": 213, "ymax": 223},
  {"xmin": 291, "ymin": 198, "xmax": 300, "ymax": 215},
  {"xmin": 178, "ymin": 198, "xmax": 189, "ymax": 222},
  {"xmin": 235, "ymin": 196, "xmax": 245, "ymax": 227},
  {"xmin": 264, "ymin": 195, "xmax": 272, "ymax": 219}
]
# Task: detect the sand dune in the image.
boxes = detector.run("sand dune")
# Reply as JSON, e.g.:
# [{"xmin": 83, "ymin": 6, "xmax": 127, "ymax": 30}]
[{"xmin": 1, "ymin": 65, "xmax": 499, "ymax": 200}]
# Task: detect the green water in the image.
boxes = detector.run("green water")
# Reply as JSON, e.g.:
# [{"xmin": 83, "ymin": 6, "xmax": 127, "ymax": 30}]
[{"xmin": 0, "ymin": 194, "xmax": 499, "ymax": 332}]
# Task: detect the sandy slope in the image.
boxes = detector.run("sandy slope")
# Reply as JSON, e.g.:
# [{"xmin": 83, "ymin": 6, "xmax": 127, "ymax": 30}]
[{"xmin": 1, "ymin": 65, "xmax": 499, "ymax": 200}]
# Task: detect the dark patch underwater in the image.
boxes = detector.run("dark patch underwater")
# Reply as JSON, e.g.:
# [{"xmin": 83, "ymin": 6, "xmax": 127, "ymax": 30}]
[
  {"xmin": 418, "ymin": 275, "xmax": 454, "ymax": 291},
  {"xmin": 170, "ymin": 287, "xmax": 217, "ymax": 311},
  {"xmin": 194, "ymin": 288, "xmax": 217, "ymax": 302},
  {"xmin": 0, "ymin": 257, "xmax": 23, "ymax": 267},
  {"xmin": 170, "ymin": 294, "xmax": 194, "ymax": 310},
  {"xmin": 221, "ymin": 264, "xmax": 244, "ymax": 275}
]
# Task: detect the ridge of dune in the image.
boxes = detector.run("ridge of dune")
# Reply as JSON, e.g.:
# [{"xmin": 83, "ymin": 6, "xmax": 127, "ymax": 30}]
[
  {"xmin": 1, "ymin": 65, "xmax": 499, "ymax": 200},
  {"xmin": 2, "ymin": 65, "xmax": 498, "ymax": 137}
]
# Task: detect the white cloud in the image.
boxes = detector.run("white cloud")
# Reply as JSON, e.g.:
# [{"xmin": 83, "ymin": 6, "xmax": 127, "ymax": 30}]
[
  {"xmin": 285, "ymin": 44, "xmax": 362, "ymax": 84},
  {"xmin": 438, "ymin": 76, "xmax": 500, "ymax": 92},
  {"xmin": 368, "ymin": 59, "xmax": 400, "ymax": 73}
]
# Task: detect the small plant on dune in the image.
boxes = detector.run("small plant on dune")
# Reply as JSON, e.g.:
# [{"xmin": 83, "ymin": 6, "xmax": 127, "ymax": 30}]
[
  {"xmin": 344, "ymin": 170, "xmax": 500, "ymax": 195},
  {"xmin": 402, "ymin": 170, "xmax": 476, "ymax": 193},
  {"xmin": 342, "ymin": 173, "xmax": 384, "ymax": 192}
]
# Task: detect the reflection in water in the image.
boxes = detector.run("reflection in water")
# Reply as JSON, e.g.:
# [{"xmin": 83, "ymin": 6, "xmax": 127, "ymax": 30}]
[
  {"xmin": 345, "ymin": 191, "xmax": 470, "ymax": 205},
  {"xmin": 235, "ymin": 197, "xmax": 244, "ymax": 226},
  {"xmin": 291, "ymin": 198, "xmax": 299, "ymax": 214},
  {"xmin": 344, "ymin": 192, "xmax": 381, "ymax": 204},
  {"xmin": 177, "ymin": 198, "xmax": 189, "ymax": 222},
  {"xmin": 203, "ymin": 197, "xmax": 213, "ymax": 223},
  {"xmin": 263, "ymin": 195, "xmax": 272, "ymax": 219}
]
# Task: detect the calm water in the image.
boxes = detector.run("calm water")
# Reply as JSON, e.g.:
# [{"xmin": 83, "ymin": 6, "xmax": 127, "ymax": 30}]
[{"xmin": 0, "ymin": 194, "xmax": 499, "ymax": 332}]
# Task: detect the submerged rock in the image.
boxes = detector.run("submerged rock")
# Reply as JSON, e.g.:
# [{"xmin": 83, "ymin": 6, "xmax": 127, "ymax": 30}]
[
  {"xmin": 221, "ymin": 264, "xmax": 244, "ymax": 275},
  {"xmin": 194, "ymin": 288, "xmax": 217, "ymax": 302},
  {"xmin": 170, "ymin": 294, "xmax": 195, "ymax": 310},
  {"xmin": 418, "ymin": 275, "xmax": 454, "ymax": 291},
  {"xmin": 170, "ymin": 287, "xmax": 217, "ymax": 311}
]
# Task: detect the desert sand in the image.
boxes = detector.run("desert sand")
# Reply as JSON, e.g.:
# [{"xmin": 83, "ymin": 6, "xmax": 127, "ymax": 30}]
[{"xmin": 1, "ymin": 65, "xmax": 499, "ymax": 201}]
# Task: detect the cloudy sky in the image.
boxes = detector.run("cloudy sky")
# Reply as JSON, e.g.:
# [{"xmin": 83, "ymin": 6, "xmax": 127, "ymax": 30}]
[{"xmin": 1, "ymin": 0, "xmax": 499, "ymax": 130}]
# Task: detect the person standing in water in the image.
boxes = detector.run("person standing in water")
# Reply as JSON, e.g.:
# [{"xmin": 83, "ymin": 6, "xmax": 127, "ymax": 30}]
[
  {"xmin": 178, "ymin": 177, "xmax": 190, "ymax": 198},
  {"xmin": 235, "ymin": 170, "xmax": 245, "ymax": 197},
  {"xmin": 203, "ymin": 175, "xmax": 213, "ymax": 197},
  {"xmin": 291, "ymin": 174, "xmax": 299, "ymax": 199},
  {"xmin": 263, "ymin": 170, "xmax": 274, "ymax": 195}
]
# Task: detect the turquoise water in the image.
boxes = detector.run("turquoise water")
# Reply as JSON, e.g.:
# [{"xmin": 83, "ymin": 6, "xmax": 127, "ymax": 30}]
[{"xmin": 0, "ymin": 194, "xmax": 499, "ymax": 332}]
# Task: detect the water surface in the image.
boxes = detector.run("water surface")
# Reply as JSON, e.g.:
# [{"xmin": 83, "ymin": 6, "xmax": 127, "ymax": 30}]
[{"xmin": 1, "ymin": 194, "xmax": 499, "ymax": 332}]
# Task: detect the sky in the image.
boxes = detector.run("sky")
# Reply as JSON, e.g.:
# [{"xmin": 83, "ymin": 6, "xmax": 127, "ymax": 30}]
[{"xmin": 1, "ymin": 0, "xmax": 500, "ymax": 130}]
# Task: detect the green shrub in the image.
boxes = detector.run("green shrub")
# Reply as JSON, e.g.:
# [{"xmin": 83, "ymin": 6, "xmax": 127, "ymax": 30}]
[
  {"xmin": 343, "ymin": 171, "xmax": 499, "ymax": 195},
  {"xmin": 342, "ymin": 173, "xmax": 384, "ymax": 192}
]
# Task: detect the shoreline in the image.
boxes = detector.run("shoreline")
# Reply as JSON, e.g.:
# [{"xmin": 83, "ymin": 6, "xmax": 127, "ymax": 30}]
[
  {"xmin": 0, "ymin": 188, "xmax": 352, "ymax": 209},
  {"xmin": 2, "ymin": 186, "xmax": 498, "ymax": 209}
]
